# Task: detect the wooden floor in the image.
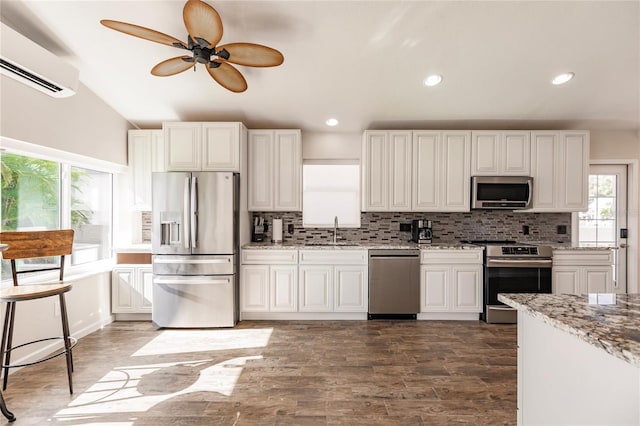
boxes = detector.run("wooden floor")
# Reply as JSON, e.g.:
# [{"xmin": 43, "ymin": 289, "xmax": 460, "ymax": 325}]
[{"xmin": 3, "ymin": 320, "xmax": 517, "ymax": 425}]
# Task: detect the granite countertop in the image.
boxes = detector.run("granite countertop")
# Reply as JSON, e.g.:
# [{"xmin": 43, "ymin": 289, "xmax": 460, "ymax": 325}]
[
  {"xmin": 551, "ymin": 246, "xmax": 614, "ymax": 251},
  {"xmin": 498, "ymin": 293, "xmax": 640, "ymax": 368},
  {"xmin": 242, "ymin": 242, "xmax": 481, "ymax": 250}
]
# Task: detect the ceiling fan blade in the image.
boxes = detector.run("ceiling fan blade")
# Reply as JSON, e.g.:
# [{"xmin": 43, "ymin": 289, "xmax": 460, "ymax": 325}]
[
  {"xmin": 183, "ymin": 0, "xmax": 223, "ymax": 48},
  {"xmin": 206, "ymin": 61, "xmax": 247, "ymax": 93},
  {"xmin": 151, "ymin": 56, "xmax": 194, "ymax": 76},
  {"xmin": 217, "ymin": 43, "xmax": 284, "ymax": 67},
  {"xmin": 100, "ymin": 20, "xmax": 187, "ymax": 49}
]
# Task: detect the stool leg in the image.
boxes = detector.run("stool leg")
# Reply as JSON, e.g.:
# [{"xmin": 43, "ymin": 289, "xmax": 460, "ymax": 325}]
[
  {"xmin": 59, "ymin": 294, "xmax": 73, "ymax": 394},
  {"xmin": 1, "ymin": 303, "xmax": 16, "ymax": 391}
]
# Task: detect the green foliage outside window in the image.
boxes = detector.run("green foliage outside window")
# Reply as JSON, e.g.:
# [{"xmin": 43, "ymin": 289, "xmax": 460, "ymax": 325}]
[{"xmin": 1, "ymin": 153, "xmax": 92, "ymax": 232}]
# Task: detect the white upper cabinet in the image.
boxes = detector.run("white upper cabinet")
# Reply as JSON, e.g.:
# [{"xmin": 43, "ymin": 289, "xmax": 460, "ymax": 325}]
[
  {"xmin": 471, "ymin": 131, "xmax": 530, "ymax": 175},
  {"xmin": 128, "ymin": 129, "xmax": 164, "ymax": 210},
  {"xmin": 163, "ymin": 122, "xmax": 246, "ymax": 171},
  {"xmin": 248, "ymin": 129, "xmax": 302, "ymax": 211},
  {"xmin": 362, "ymin": 130, "xmax": 412, "ymax": 211},
  {"xmin": 413, "ymin": 131, "xmax": 471, "ymax": 212},
  {"xmin": 202, "ymin": 123, "xmax": 242, "ymax": 171},
  {"xmin": 530, "ymin": 131, "xmax": 589, "ymax": 211}
]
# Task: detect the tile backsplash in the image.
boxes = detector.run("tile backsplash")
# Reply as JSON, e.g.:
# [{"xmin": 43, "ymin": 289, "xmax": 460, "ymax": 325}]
[
  {"xmin": 252, "ymin": 211, "xmax": 572, "ymax": 245},
  {"xmin": 141, "ymin": 211, "xmax": 152, "ymax": 243}
]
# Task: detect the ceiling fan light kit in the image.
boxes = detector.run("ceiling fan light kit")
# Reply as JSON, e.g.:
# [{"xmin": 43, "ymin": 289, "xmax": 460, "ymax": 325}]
[{"xmin": 100, "ymin": 0, "xmax": 284, "ymax": 93}]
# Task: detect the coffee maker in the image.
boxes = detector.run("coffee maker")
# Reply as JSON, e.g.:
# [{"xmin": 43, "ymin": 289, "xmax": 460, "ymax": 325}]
[{"xmin": 411, "ymin": 219, "xmax": 433, "ymax": 244}]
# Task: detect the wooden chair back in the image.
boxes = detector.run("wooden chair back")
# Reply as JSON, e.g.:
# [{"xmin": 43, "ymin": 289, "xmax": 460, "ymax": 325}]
[{"xmin": 0, "ymin": 230, "xmax": 74, "ymax": 286}]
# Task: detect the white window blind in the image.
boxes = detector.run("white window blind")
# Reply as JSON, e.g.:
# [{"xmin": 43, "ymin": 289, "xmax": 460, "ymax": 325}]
[{"xmin": 302, "ymin": 163, "xmax": 360, "ymax": 228}]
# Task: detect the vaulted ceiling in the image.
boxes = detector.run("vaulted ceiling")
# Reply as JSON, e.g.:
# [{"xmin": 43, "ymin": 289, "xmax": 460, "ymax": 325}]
[{"xmin": 1, "ymin": 1, "xmax": 638, "ymax": 133}]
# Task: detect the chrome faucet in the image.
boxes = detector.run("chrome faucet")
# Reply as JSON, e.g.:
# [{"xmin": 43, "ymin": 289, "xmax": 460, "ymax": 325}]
[{"xmin": 333, "ymin": 216, "xmax": 338, "ymax": 244}]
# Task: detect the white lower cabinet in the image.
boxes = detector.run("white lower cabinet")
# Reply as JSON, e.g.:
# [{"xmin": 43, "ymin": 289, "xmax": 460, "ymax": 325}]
[
  {"xmin": 240, "ymin": 248, "xmax": 367, "ymax": 318},
  {"xmin": 240, "ymin": 264, "xmax": 298, "ymax": 312},
  {"xmin": 298, "ymin": 249, "xmax": 368, "ymax": 313},
  {"xmin": 334, "ymin": 265, "xmax": 368, "ymax": 312},
  {"xmin": 240, "ymin": 250, "xmax": 298, "ymax": 313},
  {"xmin": 552, "ymin": 250, "xmax": 615, "ymax": 294},
  {"xmin": 420, "ymin": 249, "xmax": 483, "ymax": 318},
  {"xmin": 298, "ymin": 265, "xmax": 333, "ymax": 312},
  {"xmin": 270, "ymin": 266, "xmax": 298, "ymax": 312},
  {"xmin": 298, "ymin": 263, "xmax": 368, "ymax": 312},
  {"xmin": 112, "ymin": 265, "xmax": 153, "ymax": 314}
]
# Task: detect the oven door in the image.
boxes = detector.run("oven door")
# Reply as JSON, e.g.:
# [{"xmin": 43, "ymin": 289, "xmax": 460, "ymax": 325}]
[{"xmin": 484, "ymin": 259, "xmax": 552, "ymax": 323}]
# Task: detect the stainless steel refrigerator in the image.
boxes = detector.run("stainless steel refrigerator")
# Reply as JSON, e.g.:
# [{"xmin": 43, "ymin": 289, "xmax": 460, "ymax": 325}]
[{"xmin": 151, "ymin": 171, "xmax": 239, "ymax": 328}]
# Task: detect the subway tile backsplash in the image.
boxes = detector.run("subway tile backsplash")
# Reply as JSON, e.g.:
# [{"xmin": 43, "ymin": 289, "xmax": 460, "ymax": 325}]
[{"xmin": 252, "ymin": 211, "xmax": 572, "ymax": 245}]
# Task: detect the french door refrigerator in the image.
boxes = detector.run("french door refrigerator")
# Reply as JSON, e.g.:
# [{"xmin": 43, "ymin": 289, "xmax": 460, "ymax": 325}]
[{"xmin": 152, "ymin": 171, "xmax": 239, "ymax": 328}]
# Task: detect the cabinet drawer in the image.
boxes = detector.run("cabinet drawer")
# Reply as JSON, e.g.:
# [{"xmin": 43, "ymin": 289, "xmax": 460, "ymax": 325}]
[
  {"xmin": 299, "ymin": 249, "xmax": 367, "ymax": 265},
  {"xmin": 421, "ymin": 249, "xmax": 483, "ymax": 265},
  {"xmin": 553, "ymin": 250, "xmax": 614, "ymax": 266},
  {"xmin": 241, "ymin": 249, "xmax": 298, "ymax": 265}
]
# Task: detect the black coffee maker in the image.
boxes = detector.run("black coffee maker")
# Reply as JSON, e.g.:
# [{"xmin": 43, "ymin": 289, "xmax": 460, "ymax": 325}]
[{"xmin": 411, "ymin": 219, "xmax": 433, "ymax": 244}]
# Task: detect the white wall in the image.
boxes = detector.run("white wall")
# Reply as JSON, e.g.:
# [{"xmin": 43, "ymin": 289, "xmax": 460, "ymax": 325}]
[
  {"xmin": 0, "ymin": 271, "xmax": 113, "ymax": 372},
  {"xmin": 0, "ymin": 76, "xmax": 130, "ymax": 165},
  {"xmin": 0, "ymin": 73, "xmax": 130, "ymax": 369},
  {"xmin": 302, "ymin": 132, "xmax": 361, "ymax": 160}
]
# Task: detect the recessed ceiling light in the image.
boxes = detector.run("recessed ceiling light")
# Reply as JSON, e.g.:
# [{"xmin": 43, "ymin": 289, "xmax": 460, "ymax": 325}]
[
  {"xmin": 423, "ymin": 74, "xmax": 443, "ymax": 87},
  {"xmin": 325, "ymin": 118, "xmax": 339, "ymax": 127},
  {"xmin": 551, "ymin": 72, "xmax": 574, "ymax": 85}
]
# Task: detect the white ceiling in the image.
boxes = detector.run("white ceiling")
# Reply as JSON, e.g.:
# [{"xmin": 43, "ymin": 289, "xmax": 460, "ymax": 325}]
[{"xmin": 1, "ymin": 1, "xmax": 639, "ymax": 133}]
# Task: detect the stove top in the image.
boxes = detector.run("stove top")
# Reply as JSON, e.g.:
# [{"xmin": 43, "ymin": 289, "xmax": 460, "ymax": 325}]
[{"xmin": 460, "ymin": 240, "xmax": 553, "ymax": 258}]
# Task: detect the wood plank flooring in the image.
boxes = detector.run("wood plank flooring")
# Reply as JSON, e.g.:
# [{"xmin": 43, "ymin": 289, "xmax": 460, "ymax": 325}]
[{"xmin": 3, "ymin": 320, "xmax": 517, "ymax": 425}]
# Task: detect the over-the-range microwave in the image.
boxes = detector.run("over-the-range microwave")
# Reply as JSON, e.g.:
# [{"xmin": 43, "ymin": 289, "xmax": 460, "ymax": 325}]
[{"xmin": 471, "ymin": 176, "xmax": 533, "ymax": 210}]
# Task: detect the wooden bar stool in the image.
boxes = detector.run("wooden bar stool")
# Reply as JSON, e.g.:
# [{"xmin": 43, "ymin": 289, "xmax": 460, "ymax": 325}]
[{"xmin": 0, "ymin": 230, "xmax": 77, "ymax": 394}]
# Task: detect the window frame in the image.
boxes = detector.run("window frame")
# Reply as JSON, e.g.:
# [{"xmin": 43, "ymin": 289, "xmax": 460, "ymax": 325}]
[{"xmin": 1, "ymin": 137, "xmax": 124, "ymax": 282}]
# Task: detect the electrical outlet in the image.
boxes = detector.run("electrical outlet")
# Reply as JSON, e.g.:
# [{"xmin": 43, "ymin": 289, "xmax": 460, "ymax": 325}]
[
  {"xmin": 522, "ymin": 225, "xmax": 530, "ymax": 235},
  {"xmin": 54, "ymin": 301, "xmax": 60, "ymax": 317},
  {"xmin": 399, "ymin": 223, "xmax": 412, "ymax": 232},
  {"xmin": 288, "ymin": 224, "xmax": 294, "ymax": 234},
  {"xmin": 557, "ymin": 225, "xmax": 567, "ymax": 235}
]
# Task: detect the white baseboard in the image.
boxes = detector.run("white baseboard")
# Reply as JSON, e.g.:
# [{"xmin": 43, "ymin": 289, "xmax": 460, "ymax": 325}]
[
  {"xmin": 417, "ymin": 312, "xmax": 481, "ymax": 321},
  {"xmin": 240, "ymin": 312, "xmax": 368, "ymax": 321}
]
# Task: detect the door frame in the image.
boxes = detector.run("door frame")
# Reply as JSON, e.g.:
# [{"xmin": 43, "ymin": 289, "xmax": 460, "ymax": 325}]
[{"xmin": 572, "ymin": 159, "xmax": 638, "ymax": 292}]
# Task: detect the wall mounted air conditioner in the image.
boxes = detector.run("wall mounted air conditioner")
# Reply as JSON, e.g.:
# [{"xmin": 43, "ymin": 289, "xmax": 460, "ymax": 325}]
[{"xmin": 0, "ymin": 22, "xmax": 79, "ymax": 98}]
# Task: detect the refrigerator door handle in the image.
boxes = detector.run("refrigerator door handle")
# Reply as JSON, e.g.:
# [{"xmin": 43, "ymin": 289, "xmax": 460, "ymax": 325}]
[
  {"xmin": 154, "ymin": 277, "xmax": 231, "ymax": 285},
  {"xmin": 153, "ymin": 257, "xmax": 232, "ymax": 264},
  {"xmin": 183, "ymin": 176, "xmax": 190, "ymax": 249},
  {"xmin": 191, "ymin": 176, "xmax": 198, "ymax": 249}
]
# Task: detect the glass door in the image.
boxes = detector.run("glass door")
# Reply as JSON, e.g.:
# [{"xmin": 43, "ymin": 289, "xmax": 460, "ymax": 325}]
[{"xmin": 576, "ymin": 164, "xmax": 628, "ymax": 291}]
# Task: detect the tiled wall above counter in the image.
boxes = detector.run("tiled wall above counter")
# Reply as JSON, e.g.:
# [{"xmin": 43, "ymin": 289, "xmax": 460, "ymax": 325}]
[{"xmin": 252, "ymin": 211, "xmax": 572, "ymax": 245}]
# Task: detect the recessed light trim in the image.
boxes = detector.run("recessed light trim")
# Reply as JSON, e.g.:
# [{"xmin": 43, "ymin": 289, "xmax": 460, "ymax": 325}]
[
  {"xmin": 552, "ymin": 72, "xmax": 574, "ymax": 85},
  {"xmin": 423, "ymin": 74, "xmax": 443, "ymax": 87},
  {"xmin": 325, "ymin": 118, "xmax": 339, "ymax": 127}
]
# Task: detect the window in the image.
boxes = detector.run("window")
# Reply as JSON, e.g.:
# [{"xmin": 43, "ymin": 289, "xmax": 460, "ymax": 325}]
[
  {"xmin": 1, "ymin": 152, "xmax": 112, "ymax": 280},
  {"xmin": 302, "ymin": 163, "xmax": 360, "ymax": 228},
  {"xmin": 70, "ymin": 166, "xmax": 112, "ymax": 265},
  {"xmin": 578, "ymin": 174, "xmax": 617, "ymax": 247}
]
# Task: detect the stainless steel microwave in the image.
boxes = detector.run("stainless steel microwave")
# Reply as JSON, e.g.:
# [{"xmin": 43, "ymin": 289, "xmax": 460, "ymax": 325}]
[{"xmin": 471, "ymin": 176, "xmax": 533, "ymax": 210}]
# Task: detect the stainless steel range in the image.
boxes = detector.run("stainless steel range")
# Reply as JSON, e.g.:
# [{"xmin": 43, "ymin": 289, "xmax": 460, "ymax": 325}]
[{"xmin": 464, "ymin": 240, "xmax": 553, "ymax": 324}]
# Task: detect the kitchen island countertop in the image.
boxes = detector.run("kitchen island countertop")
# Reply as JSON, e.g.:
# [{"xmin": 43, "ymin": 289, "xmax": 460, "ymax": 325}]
[{"xmin": 498, "ymin": 293, "xmax": 640, "ymax": 367}]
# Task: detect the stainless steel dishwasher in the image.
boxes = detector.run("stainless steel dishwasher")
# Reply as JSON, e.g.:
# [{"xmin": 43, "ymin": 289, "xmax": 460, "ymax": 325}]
[{"xmin": 368, "ymin": 249, "xmax": 420, "ymax": 319}]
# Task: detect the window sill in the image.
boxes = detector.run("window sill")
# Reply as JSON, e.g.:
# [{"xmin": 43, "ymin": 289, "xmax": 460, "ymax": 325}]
[{"xmin": 1, "ymin": 259, "xmax": 116, "ymax": 287}]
